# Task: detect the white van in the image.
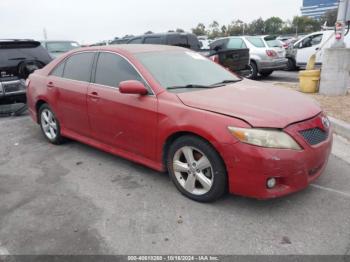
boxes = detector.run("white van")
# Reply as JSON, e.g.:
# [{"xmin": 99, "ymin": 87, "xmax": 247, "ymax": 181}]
[{"xmin": 294, "ymin": 30, "xmax": 350, "ymax": 68}]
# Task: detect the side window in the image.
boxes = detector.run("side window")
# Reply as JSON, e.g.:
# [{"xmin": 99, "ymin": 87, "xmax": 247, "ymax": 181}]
[
  {"xmin": 50, "ymin": 62, "xmax": 65, "ymax": 77},
  {"xmin": 128, "ymin": 38, "xmax": 143, "ymax": 44},
  {"xmin": 144, "ymin": 37, "xmax": 162, "ymax": 44},
  {"xmin": 302, "ymin": 37, "xmax": 311, "ymax": 48},
  {"xmin": 63, "ymin": 52, "xmax": 94, "ymax": 82},
  {"xmin": 94, "ymin": 52, "xmax": 143, "ymax": 88},
  {"xmin": 246, "ymin": 37, "xmax": 265, "ymax": 48},
  {"xmin": 167, "ymin": 35, "xmax": 189, "ymax": 48},
  {"xmin": 227, "ymin": 38, "xmax": 246, "ymax": 49},
  {"xmin": 311, "ymin": 34, "xmax": 323, "ymax": 46}
]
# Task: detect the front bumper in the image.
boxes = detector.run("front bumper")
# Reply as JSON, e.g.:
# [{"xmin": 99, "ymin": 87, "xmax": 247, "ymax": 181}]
[
  {"xmin": 258, "ymin": 58, "xmax": 288, "ymax": 71},
  {"xmin": 220, "ymin": 114, "xmax": 333, "ymax": 199}
]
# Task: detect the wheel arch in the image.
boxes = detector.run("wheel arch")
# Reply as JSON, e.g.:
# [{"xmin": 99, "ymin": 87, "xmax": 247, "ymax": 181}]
[
  {"xmin": 162, "ymin": 131, "xmax": 227, "ymax": 175},
  {"xmin": 35, "ymin": 99, "xmax": 48, "ymax": 123}
]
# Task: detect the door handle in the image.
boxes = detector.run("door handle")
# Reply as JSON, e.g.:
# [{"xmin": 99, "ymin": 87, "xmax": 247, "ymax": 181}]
[
  {"xmin": 88, "ymin": 91, "xmax": 100, "ymax": 100},
  {"xmin": 47, "ymin": 82, "xmax": 55, "ymax": 88}
]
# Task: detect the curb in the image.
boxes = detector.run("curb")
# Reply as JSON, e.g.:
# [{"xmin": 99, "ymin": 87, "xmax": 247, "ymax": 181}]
[{"xmin": 329, "ymin": 116, "xmax": 350, "ymax": 141}]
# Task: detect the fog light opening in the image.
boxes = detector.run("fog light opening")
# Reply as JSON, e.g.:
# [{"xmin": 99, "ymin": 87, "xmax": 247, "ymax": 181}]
[{"xmin": 267, "ymin": 178, "xmax": 277, "ymax": 189}]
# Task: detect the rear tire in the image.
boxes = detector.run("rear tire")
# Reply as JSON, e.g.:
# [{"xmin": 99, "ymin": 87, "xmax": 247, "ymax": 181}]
[
  {"xmin": 38, "ymin": 104, "xmax": 64, "ymax": 145},
  {"xmin": 287, "ymin": 58, "xmax": 297, "ymax": 71},
  {"xmin": 167, "ymin": 135, "xmax": 227, "ymax": 202},
  {"xmin": 246, "ymin": 61, "xmax": 258, "ymax": 80}
]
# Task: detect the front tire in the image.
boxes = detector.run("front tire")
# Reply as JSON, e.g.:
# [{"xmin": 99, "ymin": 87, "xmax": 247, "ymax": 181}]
[
  {"xmin": 167, "ymin": 135, "xmax": 227, "ymax": 202},
  {"xmin": 39, "ymin": 104, "xmax": 64, "ymax": 144}
]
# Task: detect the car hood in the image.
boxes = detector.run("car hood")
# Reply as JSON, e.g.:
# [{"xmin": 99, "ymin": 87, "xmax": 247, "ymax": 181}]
[{"xmin": 176, "ymin": 79, "xmax": 321, "ymax": 128}]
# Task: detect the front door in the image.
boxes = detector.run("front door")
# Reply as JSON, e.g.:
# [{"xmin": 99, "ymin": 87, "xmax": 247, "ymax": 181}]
[{"xmin": 87, "ymin": 52, "xmax": 158, "ymax": 160}]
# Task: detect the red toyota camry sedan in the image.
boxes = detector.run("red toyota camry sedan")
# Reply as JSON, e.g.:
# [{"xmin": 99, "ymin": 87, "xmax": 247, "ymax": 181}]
[{"xmin": 26, "ymin": 45, "xmax": 333, "ymax": 202}]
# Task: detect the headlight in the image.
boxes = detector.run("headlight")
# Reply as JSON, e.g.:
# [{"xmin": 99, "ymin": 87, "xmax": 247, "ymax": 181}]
[{"xmin": 228, "ymin": 127, "xmax": 302, "ymax": 150}]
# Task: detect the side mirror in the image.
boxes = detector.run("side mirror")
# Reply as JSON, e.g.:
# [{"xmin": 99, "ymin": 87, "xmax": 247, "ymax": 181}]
[{"xmin": 119, "ymin": 80, "xmax": 148, "ymax": 95}]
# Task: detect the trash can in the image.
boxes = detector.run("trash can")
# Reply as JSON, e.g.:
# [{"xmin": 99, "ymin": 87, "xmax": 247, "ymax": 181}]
[{"xmin": 299, "ymin": 69, "xmax": 321, "ymax": 93}]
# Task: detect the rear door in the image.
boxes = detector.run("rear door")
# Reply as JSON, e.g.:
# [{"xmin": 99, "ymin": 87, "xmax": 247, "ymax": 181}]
[
  {"xmin": 52, "ymin": 52, "xmax": 94, "ymax": 137},
  {"xmin": 87, "ymin": 52, "xmax": 158, "ymax": 160}
]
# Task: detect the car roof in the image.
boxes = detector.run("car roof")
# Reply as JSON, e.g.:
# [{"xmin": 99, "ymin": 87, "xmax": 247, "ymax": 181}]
[
  {"xmin": 83, "ymin": 44, "xmax": 187, "ymax": 54},
  {"xmin": 41, "ymin": 40, "xmax": 79, "ymax": 43},
  {"xmin": 0, "ymin": 39, "xmax": 37, "ymax": 43}
]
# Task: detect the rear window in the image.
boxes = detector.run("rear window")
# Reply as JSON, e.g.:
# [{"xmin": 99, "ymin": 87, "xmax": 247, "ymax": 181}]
[
  {"xmin": 0, "ymin": 41, "xmax": 51, "ymax": 68},
  {"xmin": 0, "ymin": 41, "xmax": 40, "ymax": 49},
  {"xmin": 246, "ymin": 37, "xmax": 265, "ymax": 48}
]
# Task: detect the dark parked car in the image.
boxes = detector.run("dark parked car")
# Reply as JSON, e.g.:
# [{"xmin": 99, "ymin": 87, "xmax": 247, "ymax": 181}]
[
  {"xmin": 110, "ymin": 36, "xmax": 135, "ymax": 45},
  {"xmin": 41, "ymin": 40, "xmax": 80, "ymax": 58},
  {"xmin": 204, "ymin": 38, "xmax": 250, "ymax": 77},
  {"xmin": 126, "ymin": 32, "xmax": 201, "ymax": 51},
  {"xmin": 0, "ymin": 39, "xmax": 51, "ymax": 107}
]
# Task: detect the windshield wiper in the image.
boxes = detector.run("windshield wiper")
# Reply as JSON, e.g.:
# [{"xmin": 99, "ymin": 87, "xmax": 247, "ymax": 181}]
[
  {"xmin": 167, "ymin": 84, "xmax": 214, "ymax": 90},
  {"xmin": 210, "ymin": 79, "xmax": 242, "ymax": 86}
]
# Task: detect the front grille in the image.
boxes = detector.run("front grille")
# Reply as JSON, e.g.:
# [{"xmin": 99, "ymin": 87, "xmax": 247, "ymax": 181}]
[
  {"xmin": 299, "ymin": 128, "xmax": 328, "ymax": 145},
  {"xmin": 2, "ymin": 81, "xmax": 24, "ymax": 94}
]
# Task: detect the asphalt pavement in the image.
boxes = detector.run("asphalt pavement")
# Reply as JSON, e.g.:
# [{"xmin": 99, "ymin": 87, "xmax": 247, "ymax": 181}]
[{"xmin": 0, "ymin": 112, "xmax": 349, "ymax": 255}]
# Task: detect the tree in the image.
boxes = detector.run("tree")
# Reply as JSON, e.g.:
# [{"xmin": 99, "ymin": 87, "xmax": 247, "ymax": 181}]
[
  {"xmin": 246, "ymin": 18, "xmax": 265, "ymax": 35},
  {"xmin": 144, "ymin": 31, "xmax": 153, "ymax": 34},
  {"xmin": 292, "ymin": 16, "xmax": 321, "ymax": 34},
  {"xmin": 208, "ymin": 21, "xmax": 221, "ymax": 39},
  {"xmin": 176, "ymin": 28, "xmax": 185, "ymax": 33},
  {"xmin": 191, "ymin": 23, "xmax": 207, "ymax": 36},
  {"xmin": 227, "ymin": 20, "xmax": 246, "ymax": 36},
  {"xmin": 264, "ymin": 17, "xmax": 283, "ymax": 34},
  {"xmin": 320, "ymin": 9, "xmax": 338, "ymax": 26},
  {"xmin": 221, "ymin": 25, "xmax": 227, "ymax": 36}
]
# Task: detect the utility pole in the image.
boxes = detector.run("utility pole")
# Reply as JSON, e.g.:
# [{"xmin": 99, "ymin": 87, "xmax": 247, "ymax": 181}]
[
  {"xmin": 332, "ymin": 0, "xmax": 350, "ymax": 47},
  {"xmin": 319, "ymin": 0, "xmax": 350, "ymax": 96}
]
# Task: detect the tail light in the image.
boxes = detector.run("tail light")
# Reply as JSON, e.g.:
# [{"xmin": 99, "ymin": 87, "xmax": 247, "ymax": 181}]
[
  {"xmin": 266, "ymin": 50, "xmax": 277, "ymax": 57},
  {"xmin": 282, "ymin": 43, "xmax": 289, "ymax": 49},
  {"xmin": 209, "ymin": 54, "xmax": 219, "ymax": 63}
]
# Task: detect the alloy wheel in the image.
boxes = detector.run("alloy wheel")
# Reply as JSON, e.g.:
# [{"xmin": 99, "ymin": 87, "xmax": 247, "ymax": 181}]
[
  {"xmin": 172, "ymin": 146, "xmax": 214, "ymax": 195},
  {"xmin": 41, "ymin": 109, "xmax": 58, "ymax": 140}
]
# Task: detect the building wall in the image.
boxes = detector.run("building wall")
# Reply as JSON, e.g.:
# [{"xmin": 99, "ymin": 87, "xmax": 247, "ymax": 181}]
[{"xmin": 301, "ymin": 0, "xmax": 339, "ymax": 19}]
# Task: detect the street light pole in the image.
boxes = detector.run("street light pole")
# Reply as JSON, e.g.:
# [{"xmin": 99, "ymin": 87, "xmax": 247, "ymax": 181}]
[
  {"xmin": 332, "ymin": 0, "xmax": 350, "ymax": 47},
  {"xmin": 319, "ymin": 0, "xmax": 350, "ymax": 96}
]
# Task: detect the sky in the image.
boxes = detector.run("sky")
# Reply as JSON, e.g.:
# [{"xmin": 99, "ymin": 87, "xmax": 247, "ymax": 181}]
[{"xmin": 0, "ymin": 0, "xmax": 302, "ymax": 44}]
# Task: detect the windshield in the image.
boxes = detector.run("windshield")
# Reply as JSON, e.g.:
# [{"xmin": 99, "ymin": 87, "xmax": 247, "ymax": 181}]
[
  {"xmin": 136, "ymin": 51, "xmax": 240, "ymax": 91},
  {"xmin": 46, "ymin": 41, "xmax": 80, "ymax": 53}
]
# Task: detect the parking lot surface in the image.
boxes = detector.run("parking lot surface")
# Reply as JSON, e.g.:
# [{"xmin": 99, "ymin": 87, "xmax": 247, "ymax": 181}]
[
  {"xmin": 260, "ymin": 70, "xmax": 299, "ymax": 84},
  {"xmin": 0, "ymin": 110, "xmax": 350, "ymax": 255}
]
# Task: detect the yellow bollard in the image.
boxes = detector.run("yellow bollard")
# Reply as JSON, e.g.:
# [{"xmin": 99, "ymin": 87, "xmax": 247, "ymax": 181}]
[{"xmin": 299, "ymin": 69, "xmax": 321, "ymax": 93}]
